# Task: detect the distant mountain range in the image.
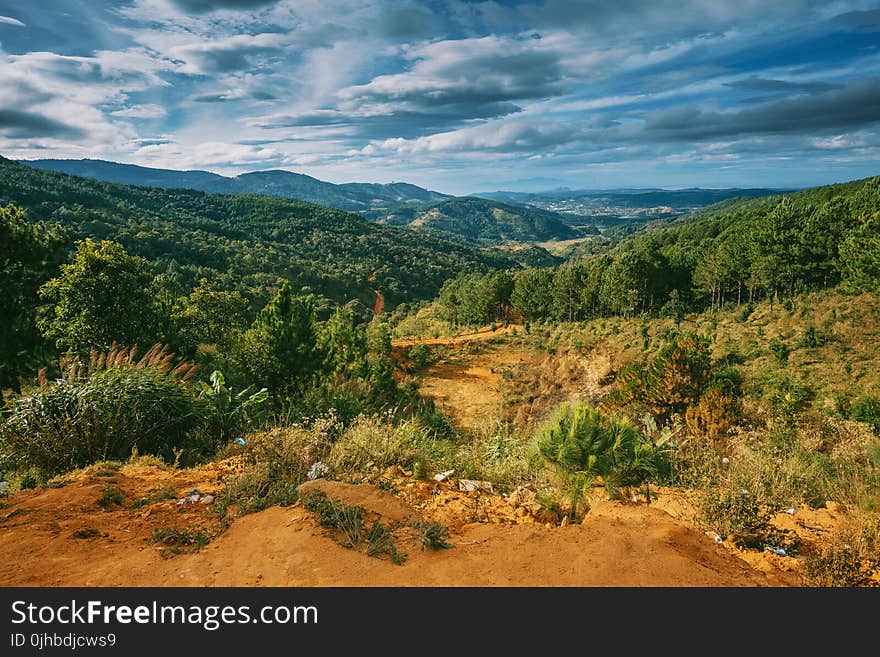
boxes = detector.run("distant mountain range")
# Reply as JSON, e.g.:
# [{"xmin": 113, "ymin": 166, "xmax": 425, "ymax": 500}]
[
  {"xmin": 22, "ymin": 158, "xmax": 450, "ymax": 213},
  {"xmin": 21, "ymin": 158, "xmax": 580, "ymax": 244},
  {"xmin": 21, "ymin": 158, "xmax": 785, "ymax": 245},
  {"xmin": 474, "ymin": 187, "xmax": 788, "ymax": 211}
]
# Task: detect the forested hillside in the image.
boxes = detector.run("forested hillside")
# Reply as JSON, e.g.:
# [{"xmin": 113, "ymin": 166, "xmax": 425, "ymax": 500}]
[
  {"xmin": 0, "ymin": 157, "xmax": 514, "ymax": 311},
  {"xmin": 424, "ymin": 176, "xmax": 880, "ymax": 325},
  {"xmin": 382, "ymin": 197, "xmax": 580, "ymax": 243}
]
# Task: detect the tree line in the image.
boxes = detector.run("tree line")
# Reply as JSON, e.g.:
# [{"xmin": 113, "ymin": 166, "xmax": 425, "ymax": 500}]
[{"xmin": 434, "ymin": 177, "xmax": 880, "ymax": 325}]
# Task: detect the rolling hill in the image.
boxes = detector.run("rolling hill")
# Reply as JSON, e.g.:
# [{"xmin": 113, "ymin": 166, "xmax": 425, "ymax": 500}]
[
  {"xmin": 22, "ymin": 158, "xmax": 450, "ymax": 213},
  {"xmin": 0, "ymin": 157, "xmax": 513, "ymax": 310},
  {"xmin": 382, "ymin": 197, "xmax": 581, "ymax": 243}
]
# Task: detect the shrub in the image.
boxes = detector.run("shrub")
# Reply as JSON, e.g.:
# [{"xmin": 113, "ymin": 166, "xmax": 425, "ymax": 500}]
[
  {"xmin": 769, "ymin": 338, "xmax": 790, "ymax": 366},
  {"xmin": 803, "ymin": 544, "xmax": 872, "ymax": 587},
  {"xmin": 536, "ymin": 401, "xmax": 661, "ymax": 519},
  {"xmin": 852, "ymin": 395, "xmax": 880, "ymax": 434},
  {"xmin": 97, "ymin": 485, "xmax": 125, "ymax": 508},
  {"xmin": 215, "ymin": 426, "xmax": 318, "ymax": 519},
  {"xmin": 685, "ymin": 388, "xmax": 738, "ymax": 443},
  {"xmin": 328, "ymin": 415, "xmax": 446, "ymax": 473},
  {"xmin": 301, "ymin": 490, "xmax": 406, "ymax": 564},
  {"xmin": 196, "ymin": 370, "xmax": 268, "ymax": 447},
  {"xmin": 698, "ymin": 488, "xmax": 769, "ymax": 539},
  {"xmin": 413, "ymin": 521, "xmax": 453, "ymax": 550},
  {"xmin": 405, "ymin": 343, "xmax": 434, "ymax": 372},
  {"xmin": 614, "ymin": 332, "xmax": 712, "ymax": 420},
  {"xmin": 1, "ymin": 345, "xmax": 205, "ymax": 479}
]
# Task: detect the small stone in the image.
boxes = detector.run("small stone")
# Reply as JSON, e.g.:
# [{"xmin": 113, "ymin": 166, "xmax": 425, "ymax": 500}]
[{"xmin": 199, "ymin": 495, "xmax": 215, "ymax": 505}]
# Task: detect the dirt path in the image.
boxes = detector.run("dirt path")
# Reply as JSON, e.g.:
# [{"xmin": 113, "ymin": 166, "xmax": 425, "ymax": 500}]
[
  {"xmin": 0, "ymin": 469, "xmax": 784, "ymax": 587},
  {"xmin": 415, "ymin": 344, "xmax": 533, "ymax": 428}
]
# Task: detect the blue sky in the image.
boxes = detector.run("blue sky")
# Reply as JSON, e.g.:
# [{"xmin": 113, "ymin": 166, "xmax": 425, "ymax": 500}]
[{"xmin": 0, "ymin": 1, "xmax": 878, "ymax": 194}]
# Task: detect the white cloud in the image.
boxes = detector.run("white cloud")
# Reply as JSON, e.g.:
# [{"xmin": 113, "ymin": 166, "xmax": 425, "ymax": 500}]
[
  {"xmin": 0, "ymin": 15, "xmax": 25, "ymax": 27},
  {"xmin": 111, "ymin": 104, "xmax": 168, "ymax": 119}
]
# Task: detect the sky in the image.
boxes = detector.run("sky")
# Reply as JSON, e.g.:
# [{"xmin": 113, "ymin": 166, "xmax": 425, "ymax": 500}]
[{"xmin": 0, "ymin": 1, "xmax": 878, "ymax": 194}]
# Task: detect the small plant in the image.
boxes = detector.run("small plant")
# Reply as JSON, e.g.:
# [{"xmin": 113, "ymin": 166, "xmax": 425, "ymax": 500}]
[
  {"xmin": 803, "ymin": 544, "xmax": 872, "ymax": 587},
  {"xmin": 413, "ymin": 521, "xmax": 453, "ymax": 550},
  {"xmin": 852, "ymin": 395, "xmax": 880, "ymax": 434},
  {"xmin": 698, "ymin": 488, "xmax": 770, "ymax": 540},
  {"xmin": 97, "ymin": 484, "xmax": 124, "ymax": 508},
  {"xmin": 132, "ymin": 485, "xmax": 177, "ymax": 509},
  {"xmin": 301, "ymin": 491, "xmax": 407, "ymax": 564},
  {"xmin": 769, "ymin": 338, "xmax": 790, "ymax": 366},
  {"xmin": 537, "ymin": 401, "xmax": 660, "ymax": 520},
  {"xmin": 150, "ymin": 525, "xmax": 211, "ymax": 556},
  {"xmin": 799, "ymin": 325, "xmax": 823, "ymax": 348},
  {"xmin": 196, "ymin": 370, "xmax": 268, "ymax": 447}
]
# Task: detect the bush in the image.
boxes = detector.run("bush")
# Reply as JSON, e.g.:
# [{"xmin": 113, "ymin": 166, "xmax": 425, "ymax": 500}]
[
  {"xmin": 698, "ymin": 488, "xmax": 769, "ymax": 539},
  {"xmin": 216, "ymin": 426, "xmax": 321, "ymax": 519},
  {"xmin": 1, "ymin": 345, "xmax": 206, "ymax": 479},
  {"xmin": 852, "ymin": 395, "xmax": 880, "ymax": 434},
  {"xmin": 196, "ymin": 370, "xmax": 268, "ymax": 447},
  {"xmin": 769, "ymin": 338, "xmax": 790, "ymax": 366},
  {"xmin": 328, "ymin": 415, "xmax": 446, "ymax": 473},
  {"xmin": 536, "ymin": 401, "xmax": 661, "ymax": 518},
  {"xmin": 607, "ymin": 331, "xmax": 711, "ymax": 421},
  {"xmin": 685, "ymin": 388, "xmax": 738, "ymax": 443}
]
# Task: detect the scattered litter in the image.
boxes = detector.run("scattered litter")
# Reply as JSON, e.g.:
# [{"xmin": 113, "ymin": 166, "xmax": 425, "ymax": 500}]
[
  {"xmin": 721, "ymin": 457, "xmax": 729, "ymax": 464},
  {"xmin": 766, "ymin": 547, "xmax": 787, "ymax": 557},
  {"xmin": 177, "ymin": 489, "xmax": 206, "ymax": 506},
  {"xmin": 433, "ymin": 469, "xmax": 454, "ymax": 482},
  {"xmin": 740, "ymin": 489, "xmax": 749, "ymax": 496},
  {"xmin": 631, "ymin": 495, "xmax": 639, "ymax": 504},
  {"xmin": 234, "ymin": 438, "xmax": 245, "ymax": 446},
  {"xmin": 199, "ymin": 495, "xmax": 215, "ymax": 505},
  {"xmin": 459, "ymin": 479, "xmax": 494, "ymax": 493},
  {"xmin": 785, "ymin": 508, "xmax": 795, "ymax": 515},
  {"xmin": 713, "ymin": 534, "xmax": 723, "ymax": 544},
  {"xmin": 0, "ymin": 481, "xmax": 9, "ymax": 494}
]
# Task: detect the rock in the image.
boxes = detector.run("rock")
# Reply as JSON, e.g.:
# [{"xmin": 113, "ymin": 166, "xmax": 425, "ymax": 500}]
[{"xmin": 199, "ymin": 495, "xmax": 215, "ymax": 505}]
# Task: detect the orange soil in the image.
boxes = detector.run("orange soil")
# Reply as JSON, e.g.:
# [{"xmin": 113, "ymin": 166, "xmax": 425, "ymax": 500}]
[
  {"xmin": 0, "ymin": 464, "xmax": 797, "ymax": 587},
  {"xmin": 414, "ymin": 344, "xmax": 533, "ymax": 427}
]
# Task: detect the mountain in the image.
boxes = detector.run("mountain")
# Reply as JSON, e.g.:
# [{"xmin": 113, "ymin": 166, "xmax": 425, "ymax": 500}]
[
  {"xmin": 0, "ymin": 157, "xmax": 514, "ymax": 310},
  {"xmin": 22, "ymin": 158, "xmax": 450, "ymax": 213},
  {"xmin": 383, "ymin": 197, "xmax": 581, "ymax": 243},
  {"xmin": 23, "ymin": 158, "xmax": 227, "ymax": 190}
]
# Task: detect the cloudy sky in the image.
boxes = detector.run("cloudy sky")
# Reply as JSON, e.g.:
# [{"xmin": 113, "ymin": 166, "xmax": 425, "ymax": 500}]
[{"xmin": 0, "ymin": 1, "xmax": 878, "ymax": 193}]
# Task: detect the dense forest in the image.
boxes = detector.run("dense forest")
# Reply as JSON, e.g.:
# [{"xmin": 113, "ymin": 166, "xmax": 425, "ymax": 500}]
[
  {"xmin": 0, "ymin": 157, "xmax": 518, "ymax": 313},
  {"xmin": 0, "ymin": 157, "xmax": 528, "ymax": 399},
  {"xmin": 428, "ymin": 177, "xmax": 880, "ymax": 325}
]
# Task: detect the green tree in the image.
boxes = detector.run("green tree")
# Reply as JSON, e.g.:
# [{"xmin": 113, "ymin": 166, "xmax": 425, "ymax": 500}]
[
  {"xmin": 0, "ymin": 204, "xmax": 66, "ymax": 395},
  {"xmin": 510, "ymin": 267, "xmax": 555, "ymax": 320},
  {"xmin": 838, "ymin": 215, "xmax": 880, "ymax": 294},
  {"xmin": 172, "ymin": 278, "xmax": 249, "ymax": 352},
  {"xmin": 38, "ymin": 239, "xmax": 158, "ymax": 354},
  {"xmin": 238, "ymin": 282, "xmax": 322, "ymax": 402}
]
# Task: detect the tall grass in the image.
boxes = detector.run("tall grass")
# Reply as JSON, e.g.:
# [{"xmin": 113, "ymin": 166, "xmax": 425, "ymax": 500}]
[{"xmin": 1, "ymin": 344, "xmax": 207, "ymax": 479}]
